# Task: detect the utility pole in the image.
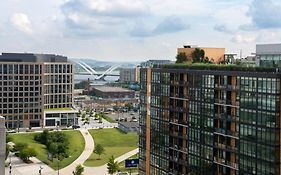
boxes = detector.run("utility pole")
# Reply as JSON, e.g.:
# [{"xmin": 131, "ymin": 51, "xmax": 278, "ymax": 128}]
[{"xmin": 0, "ymin": 116, "xmax": 6, "ymax": 175}]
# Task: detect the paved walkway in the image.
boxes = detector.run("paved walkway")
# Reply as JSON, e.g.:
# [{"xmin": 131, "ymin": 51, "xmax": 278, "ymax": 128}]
[
  {"xmin": 53, "ymin": 129, "xmax": 94, "ymax": 175},
  {"xmin": 5, "ymin": 128, "xmax": 138, "ymax": 175},
  {"xmin": 84, "ymin": 148, "xmax": 139, "ymax": 175}
]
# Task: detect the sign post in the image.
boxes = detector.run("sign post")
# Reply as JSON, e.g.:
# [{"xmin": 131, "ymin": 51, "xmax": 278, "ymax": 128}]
[{"xmin": 125, "ymin": 158, "xmax": 139, "ymax": 175}]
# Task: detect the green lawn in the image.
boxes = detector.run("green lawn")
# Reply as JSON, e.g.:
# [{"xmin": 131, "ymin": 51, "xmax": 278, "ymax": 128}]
[
  {"xmin": 84, "ymin": 128, "xmax": 138, "ymax": 167},
  {"xmin": 118, "ymin": 154, "xmax": 139, "ymax": 173},
  {"xmin": 10, "ymin": 130, "xmax": 85, "ymax": 170},
  {"xmin": 100, "ymin": 114, "xmax": 117, "ymax": 123}
]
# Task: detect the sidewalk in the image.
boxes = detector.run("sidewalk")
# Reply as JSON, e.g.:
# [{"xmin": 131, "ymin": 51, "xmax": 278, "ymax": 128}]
[{"xmin": 84, "ymin": 148, "xmax": 139, "ymax": 175}]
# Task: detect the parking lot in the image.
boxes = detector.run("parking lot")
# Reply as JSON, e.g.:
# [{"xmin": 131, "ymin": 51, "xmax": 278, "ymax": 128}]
[{"xmin": 106, "ymin": 111, "xmax": 139, "ymax": 122}]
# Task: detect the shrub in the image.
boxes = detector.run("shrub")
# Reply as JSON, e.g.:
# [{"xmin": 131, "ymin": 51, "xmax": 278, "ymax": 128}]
[
  {"xmin": 13, "ymin": 143, "xmax": 28, "ymax": 152},
  {"xmin": 18, "ymin": 147, "xmax": 37, "ymax": 162}
]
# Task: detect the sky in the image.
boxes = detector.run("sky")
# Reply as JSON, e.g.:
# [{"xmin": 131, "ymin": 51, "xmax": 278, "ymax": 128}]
[{"xmin": 0, "ymin": 0, "xmax": 281, "ymax": 62}]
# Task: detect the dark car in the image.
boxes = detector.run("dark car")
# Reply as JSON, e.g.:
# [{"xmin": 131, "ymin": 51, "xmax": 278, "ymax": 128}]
[{"xmin": 72, "ymin": 125, "xmax": 81, "ymax": 129}]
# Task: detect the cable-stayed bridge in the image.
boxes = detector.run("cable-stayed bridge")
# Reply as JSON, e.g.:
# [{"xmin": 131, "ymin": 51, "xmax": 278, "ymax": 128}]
[{"xmin": 71, "ymin": 60, "xmax": 119, "ymax": 81}]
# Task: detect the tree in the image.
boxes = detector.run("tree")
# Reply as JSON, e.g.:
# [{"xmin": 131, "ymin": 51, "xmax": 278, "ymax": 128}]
[
  {"xmin": 73, "ymin": 164, "xmax": 84, "ymax": 175},
  {"xmin": 94, "ymin": 144, "xmax": 105, "ymax": 159},
  {"xmin": 18, "ymin": 147, "xmax": 37, "ymax": 162},
  {"xmin": 176, "ymin": 53, "xmax": 188, "ymax": 63},
  {"xmin": 107, "ymin": 156, "xmax": 119, "ymax": 175},
  {"xmin": 192, "ymin": 48, "xmax": 205, "ymax": 63}
]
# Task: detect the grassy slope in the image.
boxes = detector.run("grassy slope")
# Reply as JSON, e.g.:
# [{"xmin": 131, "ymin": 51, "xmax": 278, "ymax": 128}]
[
  {"xmin": 84, "ymin": 128, "xmax": 137, "ymax": 167},
  {"xmin": 11, "ymin": 130, "xmax": 85, "ymax": 170}
]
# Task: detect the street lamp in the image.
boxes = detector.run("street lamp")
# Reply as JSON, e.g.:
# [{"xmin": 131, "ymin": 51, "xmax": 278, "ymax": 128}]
[
  {"xmin": 39, "ymin": 166, "xmax": 43, "ymax": 175},
  {"xmin": 9, "ymin": 162, "xmax": 12, "ymax": 175}
]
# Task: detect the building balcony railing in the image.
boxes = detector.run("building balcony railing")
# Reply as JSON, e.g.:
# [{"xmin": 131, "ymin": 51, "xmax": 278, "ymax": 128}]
[
  {"xmin": 214, "ymin": 142, "xmax": 226, "ymax": 149},
  {"xmin": 215, "ymin": 84, "xmax": 226, "ymax": 89},
  {"xmin": 214, "ymin": 157, "xmax": 238, "ymax": 170},
  {"xmin": 169, "ymin": 156, "xmax": 188, "ymax": 165},
  {"xmin": 215, "ymin": 84, "xmax": 240, "ymax": 91},
  {"xmin": 169, "ymin": 145, "xmax": 188, "ymax": 154},
  {"xmin": 226, "ymin": 85, "xmax": 240, "ymax": 91},
  {"xmin": 214, "ymin": 99, "xmax": 239, "ymax": 107},
  {"xmin": 214, "ymin": 142, "xmax": 238, "ymax": 152},
  {"xmin": 214, "ymin": 113, "xmax": 239, "ymax": 122},
  {"xmin": 214, "ymin": 128, "xmax": 239, "ymax": 138},
  {"xmin": 169, "ymin": 119, "xmax": 188, "ymax": 126}
]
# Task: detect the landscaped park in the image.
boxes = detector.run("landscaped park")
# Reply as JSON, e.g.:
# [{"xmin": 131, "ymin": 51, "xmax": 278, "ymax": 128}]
[
  {"xmin": 7, "ymin": 127, "xmax": 138, "ymax": 174},
  {"xmin": 10, "ymin": 130, "xmax": 85, "ymax": 170},
  {"xmin": 84, "ymin": 128, "xmax": 138, "ymax": 167}
]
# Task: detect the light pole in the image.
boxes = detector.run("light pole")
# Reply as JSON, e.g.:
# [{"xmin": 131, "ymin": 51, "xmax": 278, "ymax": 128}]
[
  {"xmin": 9, "ymin": 163, "xmax": 12, "ymax": 175},
  {"xmin": 39, "ymin": 166, "xmax": 43, "ymax": 175},
  {"xmin": 0, "ymin": 116, "xmax": 6, "ymax": 175}
]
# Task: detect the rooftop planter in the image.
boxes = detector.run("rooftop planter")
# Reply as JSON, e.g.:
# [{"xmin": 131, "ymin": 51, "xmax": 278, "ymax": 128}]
[{"xmin": 154, "ymin": 63, "xmax": 278, "ymax": 72}]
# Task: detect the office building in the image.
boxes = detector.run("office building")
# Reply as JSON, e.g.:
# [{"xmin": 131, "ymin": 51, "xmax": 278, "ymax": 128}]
[
  {"xmin": 178, "ymin": 45, "xmax": 225, "ymax": 63},
  {"xmin": 0, "ymin": 53, "xmax": 77, "ymax": 129},
  {"xmin": 139, "ymin": 65, "xmax": 281, "ymax": 175},
  {"xmin": 88, "ymin": 86, "xmax": 135, "ymax": 99},
  {"xmin": 256, "ymin": 43, "xmax": 281, "ymax": 67},
  {"xmin": 119, "ymin": 67, "xmax": 140, "ymax": 83}
]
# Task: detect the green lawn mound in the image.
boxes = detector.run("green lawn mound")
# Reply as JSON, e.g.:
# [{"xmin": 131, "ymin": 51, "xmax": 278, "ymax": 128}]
[
  {"xmin": 11, "ymin": 130, "xmax": 85, "ymax": 170},
  {"xmin": 84, "ymin": 128, "xmax": 138, "ymax": 167}
]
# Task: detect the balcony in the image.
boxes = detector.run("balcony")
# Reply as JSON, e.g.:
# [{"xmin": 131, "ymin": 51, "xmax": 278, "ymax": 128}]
[
  {"xmin": 214, "ymin": 142, "xmax": 238, "ymax": 152},
  {"xmin": 214, "ymin": 99, "xmax": 239, "ymax": 107},
  {"xmin": 169, "ymin": 119, "xmax": 188, "ymax": 126},
  {"xmin": 214, "ymin": 157, "xmax": 238, "ymax": 170},
  {"xmin": 215, "ymin": 113, "xmax": 239, "ymax": 122},
  {"xmin": 226, "ymin": 85, "xmax": 240, "ymax": 91},
  {"xmin": 214, "ymin": 128, "xmax": 239, "ymax": 139},
  {"xmin": 215, "ymin": 84, "xmax": 226, "ymax": 89},
  {"xmin": 169, "ymin": 145, "xmax": 188, "ymax": 154}
]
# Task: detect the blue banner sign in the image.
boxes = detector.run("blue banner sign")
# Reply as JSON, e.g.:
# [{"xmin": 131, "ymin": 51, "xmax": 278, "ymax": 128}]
[{"xmin": 125, "ymin": 159, "xmax": 139, "ymax": 168}]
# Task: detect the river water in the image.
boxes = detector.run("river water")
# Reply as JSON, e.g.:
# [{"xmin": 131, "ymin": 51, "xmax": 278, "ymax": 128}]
[{"xmin": 74, "ymin": 71, "xmax": 119, "ymax": 85}]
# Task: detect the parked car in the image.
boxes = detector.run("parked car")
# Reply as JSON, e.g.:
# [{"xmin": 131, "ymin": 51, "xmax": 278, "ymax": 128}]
[{"xmin": 72, "ymin": 125, "xmax": 81, "ymax": 129}]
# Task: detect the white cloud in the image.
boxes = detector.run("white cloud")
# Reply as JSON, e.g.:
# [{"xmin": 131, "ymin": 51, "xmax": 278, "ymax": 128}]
[
  {"xmin": 10, "ymin": 13, "xmax": 33, "ymax": 34},
  {"xmin": 231, "ymin": 34, "xmax": 256, "ymax": 43}
]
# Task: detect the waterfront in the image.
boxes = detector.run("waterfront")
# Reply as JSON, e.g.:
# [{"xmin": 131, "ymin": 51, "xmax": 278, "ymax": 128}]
[{"xmin": 74, "ymin": 71, "xmax": 119, "ymax": 85}]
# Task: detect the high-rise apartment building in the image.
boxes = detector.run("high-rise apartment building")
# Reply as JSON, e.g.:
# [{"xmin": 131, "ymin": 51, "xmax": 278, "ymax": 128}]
[
  {"xmin": 139, "ymin": 65, "xmax": 281, "ymax": 175},
  {"xmin": 0, "ymin": 53, "xmax": 76, "ymax": 129}
]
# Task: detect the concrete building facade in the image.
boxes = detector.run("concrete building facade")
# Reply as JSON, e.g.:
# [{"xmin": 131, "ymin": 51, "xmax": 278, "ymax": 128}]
[{"xmin": 0, "ymin": 53, "xmax": 77, "ymax": 129}]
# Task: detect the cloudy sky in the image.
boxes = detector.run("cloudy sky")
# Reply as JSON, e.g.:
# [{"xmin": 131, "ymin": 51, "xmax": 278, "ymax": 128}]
[{"xmin": 0, "ymin": 0, "xmax": 281, "ymax": 61}]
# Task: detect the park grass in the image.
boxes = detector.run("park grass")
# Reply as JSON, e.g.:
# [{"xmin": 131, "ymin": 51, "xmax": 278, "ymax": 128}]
[
  {"xmin": 118, "ymin": 153, "xmax": 139, "ymax": 173},
  {"xmin": 100, "ymin": 114, "xmax": 117, "ymax": 123},
  {"xmin": 10, "ymin": 130, "xmax": 85, "ymax": 170},
  {"xmin": 84, "ymin": 128, "xmax": 138, "ymax": 167}
]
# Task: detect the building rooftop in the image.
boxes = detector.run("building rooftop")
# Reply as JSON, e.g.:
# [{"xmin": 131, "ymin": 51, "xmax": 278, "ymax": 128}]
[
  {"xmin": 119, "ymin": 122, "xmax": 139, "ymax": 128},
  {"xmin": 92, "ymin": 86, "xmax": 133, "ymax": 92},
  {"xmin": 155, "ymin": 63, "xmax": 279, "ymax": 73},
  {"xmin": 256, "ymin": 43, "xmax": 281, "ymax": 55},
  {"xmin": 0, "ymin": 53, "xmax": 68, "ymax": 62}
]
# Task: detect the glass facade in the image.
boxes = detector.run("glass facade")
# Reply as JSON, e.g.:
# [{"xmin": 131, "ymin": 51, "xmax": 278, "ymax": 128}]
[{"xmin": 140, "ymin": 68, "xmax": 281, "ymax": 175}]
